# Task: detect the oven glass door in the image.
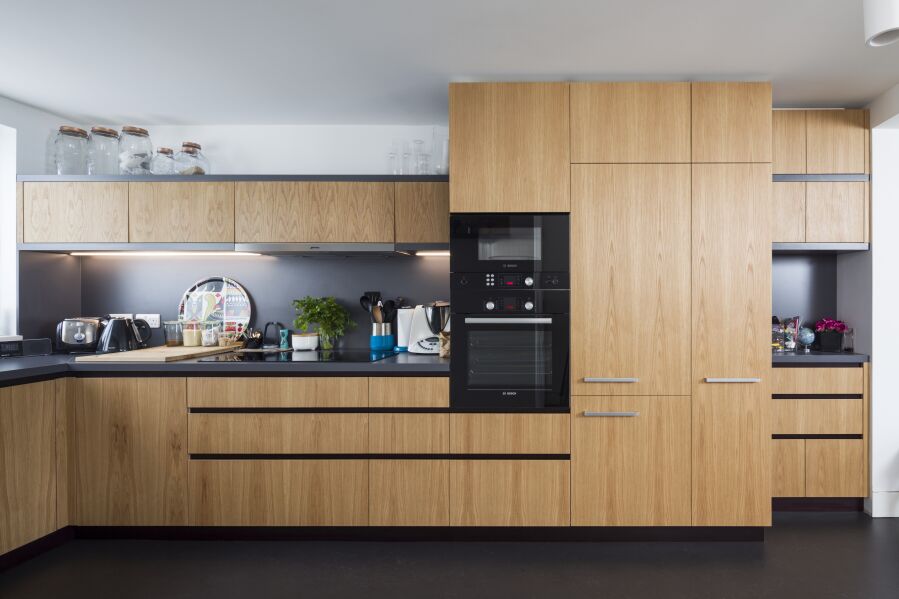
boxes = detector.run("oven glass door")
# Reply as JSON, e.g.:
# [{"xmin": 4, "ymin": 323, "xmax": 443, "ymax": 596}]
[
  {"xmin": 450, "ymin": 214, "xmax": 569, "ymax": 273},
  {"xmin": 451, "ymin": 314, "xmax": 569, "ymax": 409}
]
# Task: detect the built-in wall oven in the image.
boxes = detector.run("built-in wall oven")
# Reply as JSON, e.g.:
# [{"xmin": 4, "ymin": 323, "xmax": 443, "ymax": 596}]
[{"xmin": 450, "ymin": 214, "xmax": 569, "ymax": 410}]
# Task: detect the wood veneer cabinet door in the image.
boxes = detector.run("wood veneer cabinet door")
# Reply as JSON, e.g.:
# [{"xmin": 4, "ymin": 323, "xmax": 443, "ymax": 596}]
[
  {"xmin": 188, "ymin": 413, "xmax": 369, "ymax": 454},
  {"xmin": 369, "ymin": 377, "xmax": 449, "ymax": 408},
  {"xmin": 23, "ymin": 182, "xmax": 128, "ymax": 242},
  {"xmin": 772, "ymin": 439, "xmax": 805, "ymax": 497},
  {"xmin": 692, "ymin": 82, "xmax": 772, "ymax": 163},
  {"xmin": 570, "ymin": 82, "xmax": 691, "ymax": 163},
  {"xmin": 806, "ymin": 439, "xmax": 866, "ymax": 497},
  {"xmin": 0, "ymin": 382, "xmax": 57, "ymax": 555},
  {"xmin": 806, "ymin": 110, "xmax": 867, "ymax": 174},
  {"xmin": 449, "ymin": 413, "xmax": 569, "ymax": 454},
  {"xmin": 449, "ymin": 460, "xmax": 570, "ymax": 526},
  {"xmin": 805, "ymin": 182, "xmax": 867, "ymax": 243},
  {"xmin": 571, "ymin": 396, "xmax": 691, "ymax": 526},
  {"xmin": 73, "ymin": 378, "xmax": 187, "ymax": 526},
  {"xmin": 369, "ymin": 413, "xmax": 449, "ymax": 454},
  {"xmin": 394, "ymin": 182, "xmax": 449, "ymax": 244},
  {"xmin": 692, "ymin": 163, "xmax": 772, "ymax": 526},
  {"xmin": 187, "ymin": 377, "xmax": 368, "ymax": 408},
  {"xmin": 571, "ymin": 164, "xmax": 690, "ymax": 395},
  {"xmin": 370, "ymin": 460, "xmax": 449, "ymax": 526},
  {"xmin": 449, "ymin": 82, "xmax": 570, "ymax": 212},
  {"xmin": 771, "ymin": 399, "xmax": 863, "ymax": 435},
  {"xmin": 772, "ymin": 366, "xmax": 864, "ymax": 395},
  {"xmin": 772, "ymin": 110, "xmax": 807, "ymax": 174},
  {"xmin": 772, "ymin": 182, "xmax": 806, "ymax": 242},
  {"xmin": 129, "ymin": 182, "xmax": 235, "ymax": 242},
  {"xmin": 235, "ymin": 181, "xmax": 394, "ymax": 242},
  {"xmin": 189, "ymin": 459, "xmax": 368, "ymax": 526}
]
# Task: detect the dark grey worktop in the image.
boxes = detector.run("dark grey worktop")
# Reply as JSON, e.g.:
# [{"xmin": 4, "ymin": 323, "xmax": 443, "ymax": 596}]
[
  {"xmin": 772, "ymin": 351, "xmax": 869, "ymax": 365},
  {"xmin": 17, "ymin": 174, "xmax": 448, "ymax": 183},
  {"xmin": 0, "ymin": 352, "xmax": 449, "ymax": 386}
]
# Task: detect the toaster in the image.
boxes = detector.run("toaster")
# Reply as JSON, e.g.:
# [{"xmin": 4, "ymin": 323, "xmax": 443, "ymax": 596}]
[{"xmin": 56, "ymin": 317, "xmax": 106, "ymax": 353}]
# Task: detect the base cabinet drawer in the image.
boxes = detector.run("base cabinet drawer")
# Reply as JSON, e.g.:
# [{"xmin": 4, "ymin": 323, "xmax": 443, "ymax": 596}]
[
  {"xmin": 772, "ymin": 439, "xmax": 806, "ymax": 497},
  {"xmin": 449, "ymin": 413, "xmax": 570, "ymax": 454},
  {"xmin": 771, "ymin": 398, "xmax": 863, "ymax": 435},
  {"xmin": 806, "ymin": 439, "xmax": 866, "ymax": 498},
  {"xmin": 189, "ymin": 459, "xmax": 368, "ymax": 526},
  {"xmin": 772, "ymin": 367, "xmax": 864, "ymax": 396},
  {"xmin": 188, "ymin": 413, "xmax": 368, "ymax": 454},
  {"xmin": 187, "ymin": 377, "xmax": 368, "ymax": 408},
  {"xmin": 571, "ymin": 396, "xmax": 691, "ymax": 526},
  {"xmin": 449, "ymin": 460, "xmax": 570, "ymax": 526},
  {"xmin": 369, "ymin": 414, "xmax": 448, "ymax": 454},
  {"xmin": 370, "ymin": 460, "xmax": 449, "ymax": 526}
]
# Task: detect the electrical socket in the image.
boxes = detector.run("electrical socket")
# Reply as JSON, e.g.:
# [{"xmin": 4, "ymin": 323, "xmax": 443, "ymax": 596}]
[
  {"xmin": 137, "ymin": 314, "xmax": 161, "ymax": 328},
  {"xmin": 108, "ymin": 313, "xmax": 133, "ymax": 320}
]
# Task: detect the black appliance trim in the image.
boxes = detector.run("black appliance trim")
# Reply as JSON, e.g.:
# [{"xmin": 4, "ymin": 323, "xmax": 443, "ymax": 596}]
[{"xmin": 189, "ymin": 453, "xmax": 571, "ymax": 460}]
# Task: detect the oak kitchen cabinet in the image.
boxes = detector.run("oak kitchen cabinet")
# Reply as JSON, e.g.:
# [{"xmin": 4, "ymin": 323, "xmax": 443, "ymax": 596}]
[
  {"xmin": 571, "ymin": 396, "xmax": 691, "ymax": 526},
  {"xmin": 394, "ymin": 182, "xmax": 449, "ymax": 244},
  {"xmin": 570, "ymin": 82, "xmax": 691, "ymax": 163},
  {"xmin": 0, "ymin": 381, "xmax": 57, "ymax": 554},
  {"xmin": 449, "ymin": 82, "xmax": 570, "ymax": 212},
  {"xmin": 692, "ymin": 163, "xmax": 772, "ymax": 526},
  {"xmin": 23, "ymin": 182, "xmax": 129, "ymax": 243},
  {"xmin": 772, "ymin": 110, "xmax": 807, "ymax": 174},
  {"xmin": 571, "ymin": 164, "xmax": 691, "ymax": 396},
  {"xmin": 72, "ymin": 378, "xmax": 188, "ymax": 526},
  {"xmin": 772, "ymin": 181, "xmax": 868, "ymax": 243},
  {"xmin": 235, "ymin": 181, "xmax": 395, "ymax": 243},
  {"xmin": 692, "ymin": 82, "xmax": 772, "ymax": 163},
  {"xmin": 806, "ymin": 109, "xmax": 868, "ymax": 174},
  {"xmin": 128, "ymin": 182, "xmax": 235, "ymax": 242}
]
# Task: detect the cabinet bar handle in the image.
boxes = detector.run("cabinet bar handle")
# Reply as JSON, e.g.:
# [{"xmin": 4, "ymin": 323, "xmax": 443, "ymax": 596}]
[
  {"xmin": 583, "ymin": 377, "xmax": 639, "ymax": 383},
  {"xmin": 583, "ymin": 411, "xmax": 640, "ymax": 417},
  {"xmin": 704, "ymin": 377, "xmax": 762, "ymax": 383}
]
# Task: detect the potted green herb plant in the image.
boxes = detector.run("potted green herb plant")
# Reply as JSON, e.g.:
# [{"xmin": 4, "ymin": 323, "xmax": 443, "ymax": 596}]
[{"xmin": 291, "ymin": 296, "xmax": 356, "ymax": 350}]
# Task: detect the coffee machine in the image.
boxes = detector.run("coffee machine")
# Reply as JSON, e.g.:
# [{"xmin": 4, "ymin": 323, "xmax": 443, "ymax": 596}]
[{"xmin": 407, "ymin": 302, "xmax": 450, "ymax": 354}]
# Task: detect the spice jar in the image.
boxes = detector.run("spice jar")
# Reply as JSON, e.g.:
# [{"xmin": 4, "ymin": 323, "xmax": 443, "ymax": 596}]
[
  {"xmin": 201, "ymin": 321, "xmax": 221, "ymax": 347},
  {"xmin": 182, "ymin": 321, "xmax": 202, "ymax": 347},
  {"xmin": 53, "ymin": 126, "xmax": 89, "ymax": 175},
  {"xmin": 174, "ymin": 141, "xmax": 210, "ymax": 175},
  {"xmin": 119, "ymin": 126, "xmax": 153, "ymax": 174},
  {"xmin": 150, "ymin": 147, "xmax": 176, "ymax": 175},
  {"xmin": 163, "ymin": 320, "xmax": 183, "ymax": 347},
  {"xmin": 87, "ymin": 127, "xmax": 119, "ymax": 175}
]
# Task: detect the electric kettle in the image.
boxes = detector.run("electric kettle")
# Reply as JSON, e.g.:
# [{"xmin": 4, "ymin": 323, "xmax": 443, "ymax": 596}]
[{"xmin": 96, "ymin": 317, "xmax": 152, "ymax": 353}]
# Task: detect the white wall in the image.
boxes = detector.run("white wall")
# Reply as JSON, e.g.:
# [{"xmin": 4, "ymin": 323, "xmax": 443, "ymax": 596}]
[
  {"xmin": 869, "ymin": 126, "xmax": 899, "ymax": 517},
  {"xmin": 139, "ymin": 125, "xmax": 449, "ymax": 174},
  {"xmin": 0, "ymin": 95, "xmax": 74, "ymax": 174},
  {"xmin": 0, "ymin": 125, "xmax": 16, "ymax": 335}
]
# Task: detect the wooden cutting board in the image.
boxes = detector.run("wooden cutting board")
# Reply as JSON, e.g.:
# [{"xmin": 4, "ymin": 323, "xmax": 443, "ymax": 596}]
[{"xmin": 75, "ymin": 344, "xmax": 240, "ymax": 362}]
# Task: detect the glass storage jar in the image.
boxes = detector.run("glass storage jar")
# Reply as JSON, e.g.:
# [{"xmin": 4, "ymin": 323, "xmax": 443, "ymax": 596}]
[
  {"xmin": 54, "ymin": 126, "xmax": 89, "ymax": 175},
  {"xmin": 201, "ymin": 321, "xmax": 221, "ymax": 347},
  {"xmin": 118, "ymin": 126, "xmax": 153, "ymax": 174},
  {"xmin": 150, "ymin": 147, "xmax": 176, "ymax": 174},
  {"xmin": 174, "ymin": 142, "xmax": 210, "ymax": 175},
  {"xmin": 182, "ymin": 321, "xmax": 202, "ymax": 347},
  {"xmin": 87, "ymin": 127, "xmax": 119, "ymax": 175},
  {"xmin": 163, "ymin": 320, "xmax": 183, "ymax": 346}
]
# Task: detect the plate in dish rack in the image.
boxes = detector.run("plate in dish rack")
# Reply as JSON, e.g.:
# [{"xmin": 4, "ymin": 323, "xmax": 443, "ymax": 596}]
[{"xmin": 178, "ymin": 276, "xmax": 252, "ymax": 334}]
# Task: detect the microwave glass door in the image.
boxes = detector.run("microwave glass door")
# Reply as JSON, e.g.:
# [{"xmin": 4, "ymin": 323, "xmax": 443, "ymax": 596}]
[{"xmin": 477, "ymin": 227, "xmax": 543, "ymax": 262}]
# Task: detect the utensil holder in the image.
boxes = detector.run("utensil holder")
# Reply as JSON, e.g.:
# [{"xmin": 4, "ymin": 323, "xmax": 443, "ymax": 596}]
[{"xmin": 370, "ymin": 334, "xmax": 395, "ymax": 351}]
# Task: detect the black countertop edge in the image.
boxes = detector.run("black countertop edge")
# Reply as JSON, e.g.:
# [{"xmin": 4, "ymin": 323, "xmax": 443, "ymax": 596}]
[
  {"xmin": 17, "ymin": 174, "xmax": 449, "ymax": 183},
  {"xmin": 772, "ymin": 351, "xmax": 869, "ymax": 365},
  {"xmin": 0, "ymin": 354, "xmax": 449, "ymax": 386}
]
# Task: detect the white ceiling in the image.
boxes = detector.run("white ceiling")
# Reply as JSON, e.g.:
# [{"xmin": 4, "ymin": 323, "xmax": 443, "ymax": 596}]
[{"xmin": 2, "ymin": 0, "xmax": 898, "ymax": 125}]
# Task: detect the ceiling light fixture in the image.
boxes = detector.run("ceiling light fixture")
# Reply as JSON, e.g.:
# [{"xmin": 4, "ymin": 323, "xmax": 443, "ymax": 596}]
[
  {"xmin": 415, "ymin": 250, "xmax": 450, "ymax": 257},
  {"xmin": 69, "ymin": 251, "xmax": 262, "ymax": 257},
  {"xmin": 864, "ymin": 0, "xmax": 899, "ymax": 46}
]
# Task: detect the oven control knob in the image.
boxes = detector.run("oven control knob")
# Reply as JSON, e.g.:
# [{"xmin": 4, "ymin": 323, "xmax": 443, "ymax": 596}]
[
  {"xmin": 485, "ymin": 301, "xmax": 496, "ymax": 311},
  {"xmin": 524, "ymin": 301, "xmax": 534, "ymax": 311},
  {"xmin": 524, "ymin": 276, "xmax": 534, "ymax": 287},
  {"xmin": 459, "ymin": 276, "xmax": 469, "ymax": 286}
]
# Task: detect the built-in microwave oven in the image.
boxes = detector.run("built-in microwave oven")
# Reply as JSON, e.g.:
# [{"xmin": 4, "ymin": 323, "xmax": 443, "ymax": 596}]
[{"xmin": 450, "ymin": 214, "xmax": 569, "ymax": 274}]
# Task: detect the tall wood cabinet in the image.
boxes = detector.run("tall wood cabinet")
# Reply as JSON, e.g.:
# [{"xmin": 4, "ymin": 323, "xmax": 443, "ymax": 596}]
[
  {"xmin": 692, "ymin": 163, "xmax": 772, "ymax": 526},
  {"xmin": 448, "ymin": 82, "xmax": 570, "ymax": 212},
  {"xmin": 692, "ymin": 82, "xmax": 772, "ymax": 163}
]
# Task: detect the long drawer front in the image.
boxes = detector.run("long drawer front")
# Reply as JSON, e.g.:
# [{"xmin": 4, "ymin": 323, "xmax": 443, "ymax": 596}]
[
  {"xmin": 188, "ymin": 413, "xmax": 369, "ymax": 454},
  {"xmin": 771, "ymin": 398, "xmax": 863, "ymax": 435}
]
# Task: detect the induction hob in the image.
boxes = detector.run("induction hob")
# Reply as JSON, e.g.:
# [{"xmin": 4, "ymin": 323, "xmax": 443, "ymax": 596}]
[{"xmin": 197, "ymin": 349, "xmax": 398, "ymax": 363}]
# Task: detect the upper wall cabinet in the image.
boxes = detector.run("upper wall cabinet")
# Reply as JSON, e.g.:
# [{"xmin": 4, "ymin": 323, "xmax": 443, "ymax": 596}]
[
  {"xmin": 394, "ymin": 182, "xmax": 449, "ymax": 244},
  {"xmin": 129, "ymin": 182, "xmax": 235, "ymax": 243},
  {"xmin": 235, "ymin": 181, "xmax": 395, "ymax": 243},
  {"xmin": 806, "ymin": 110, "xmax": 868, "ymax": 174},
  {"xmin": 570, "ymin": 82, "xmax": 691, "ymax": 163},
  {"xmin": 449, "ymin": 82, "xmax": 570, "ymax": 213},
  {"xmin": 23, "ymin": 182, "xmax": 128, "ymax": 243},
  {"xmin": 692, "ymin": 82, "xmax": 772, "ymax": 163},
  {"xmin": 772, "ymin": 111, "xmax": 807, "ymax": 174}
]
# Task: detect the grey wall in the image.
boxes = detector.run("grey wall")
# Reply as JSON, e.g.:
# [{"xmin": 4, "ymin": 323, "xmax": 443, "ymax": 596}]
[
  {"xmin": 75, "ymin": 254, "xmax": 450, "ymax": 348},
  {"xmin": 772, "ymin": 254, "xmax": 837, "ymax": 327},
  {"xmin": 17, "ymin": 252, "xmax": 81, "ymax": 339},
  {"xmin": 837, "ymin": 250, "xmax": 872, "ymax": 355}
]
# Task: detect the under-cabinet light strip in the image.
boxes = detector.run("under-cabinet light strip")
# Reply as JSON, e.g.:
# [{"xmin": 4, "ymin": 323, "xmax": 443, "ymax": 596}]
[{"xmin": 69, "ymin": 251, "xmax": 262, "ymax": 257}]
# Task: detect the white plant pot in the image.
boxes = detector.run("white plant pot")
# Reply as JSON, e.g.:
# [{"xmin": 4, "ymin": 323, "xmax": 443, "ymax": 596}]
[{"xmin": 292, "ymin": 333, "xmax": 319, "ymax": 351}]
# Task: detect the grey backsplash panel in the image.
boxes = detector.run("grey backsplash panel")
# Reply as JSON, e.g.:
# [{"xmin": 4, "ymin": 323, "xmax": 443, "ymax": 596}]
[
  {"xmin": 18, "ymin": 252, "xmax": 82, "ymax": 339},
  {"xmin": 78, "ymin": 255, "xmax": 450, "ymax": 348},
  {"xmin": 772, "ymin": 254, "xmax": 837, "ymax": 326}
]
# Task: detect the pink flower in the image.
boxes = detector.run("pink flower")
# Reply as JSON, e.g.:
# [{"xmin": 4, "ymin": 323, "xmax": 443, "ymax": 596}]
[{"xmin": 815, "ymin": 318, "xmax": 847, "ymax": 333}]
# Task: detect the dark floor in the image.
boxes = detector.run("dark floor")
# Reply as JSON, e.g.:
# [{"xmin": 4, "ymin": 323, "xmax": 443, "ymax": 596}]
[{"xmin": 1, "ymin": 513, "xmax": 897, "ymax": 599}]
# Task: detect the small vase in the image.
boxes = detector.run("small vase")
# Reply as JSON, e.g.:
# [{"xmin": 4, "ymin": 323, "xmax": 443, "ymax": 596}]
[
  {"xmin": 320, "ymin": 334, "xmax": 334, "ymax": 350},
  {"xmin": 818, "ymin": 331, "xmax": 843, "ymax": 352}
]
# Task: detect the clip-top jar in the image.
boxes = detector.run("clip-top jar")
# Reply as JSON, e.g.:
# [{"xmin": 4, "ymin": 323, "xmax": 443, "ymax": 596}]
[
  {"xmin": 87, "ymin": 127, "xmax": 119, "ymax": 175},
  {"xmin": 119, "ymin": 126, "xmax": 153, "ymax": 174},
  {"xmin": 54, "ymin": 126, "xmax": 89, "ymax": 175}
]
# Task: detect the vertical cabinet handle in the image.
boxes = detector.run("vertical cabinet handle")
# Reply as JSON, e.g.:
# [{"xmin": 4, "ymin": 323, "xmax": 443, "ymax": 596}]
[
  {"xmin": 704, "ymin": 377, "xmax": 762, "ymax": 383},
  {"xmin": 583, "ymin": 411, "xmax": 640, "ymax": 417},
  {"xmin": 583, "ymin": 377, "xmax": 639, "ymax": 383}
]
